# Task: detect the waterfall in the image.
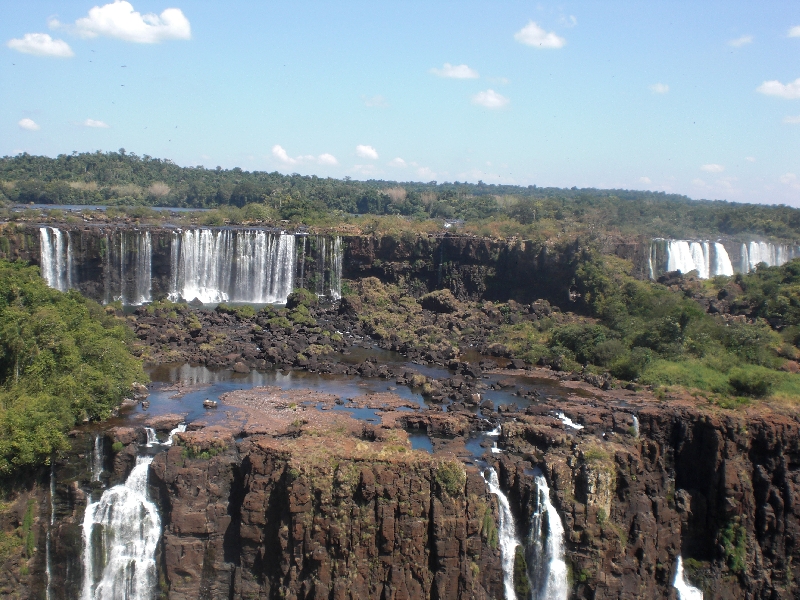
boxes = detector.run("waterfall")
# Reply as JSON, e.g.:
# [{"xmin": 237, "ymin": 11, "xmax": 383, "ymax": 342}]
[
  {"xmin": 45, "ymin": 462, "xmax": 56, "ymax": 600},
  {"xmin": 298, "ymin": 235, "xmax": 307, "ymax": 288},
  {"xmin": 631, "ymin": 414, "xmax": 640, "ymax": 438},
  {"xmin": 132, "ymin": 231, "xmax": 152, "ymax": 305},
  {"xmin": 144, "ymin": 427, "xmax": 158, "ymax": 447},
  {"xmin": 330, "ymin": 236, "xmax": 343, "ymax": 300},
  {"xmin": 39, "ymin": 227, "xmax": 72, "ymax": 291},
  {"xmin": 711, "ymin": 243, "xmax": 734, "ymax": 277},
  {"xmin": 91, "ymin": 435, "xmax": 103, "ymax": 482},
  {"xmin": 527, "ymin": 471, "xmax": 568, "ymax": 600},
  {"xmin": 743, "ymin": 241, "xmax": 800, "ymax": 271},
  {"xmin": 316, "ymin": 235, "xmax": 327, "ymax": 296},
  {"xmin": 483, "ymin": 467, "xmax": 520, "ymax": 600},
  {"xmin": 652, "ymin": 239, "xmax": 735, "ymax": 279},
  {"xmin": 673, "ymin": 556, "xmax": 703, "ymax": 600},
  {"xmin": 81, "ymin": 455, "xmax": 161, "ymax": 600},
  {"xmin": 162, "ymin": 424, "xmax": 186, "ymax": 446},
  {"xmin": 169, "ymin": 229, "xmax": 296, "ymax": 304}
]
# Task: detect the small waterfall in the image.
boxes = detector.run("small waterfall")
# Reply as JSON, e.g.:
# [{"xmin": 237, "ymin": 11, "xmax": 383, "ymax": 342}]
[
  {"xmin": 316, "ymin": 235, "xmax": 327, "ymax": 296},
  {"xmin": 673, "ymin": 556, "xmax": 703, "ymax": 600},
  {"xmin": 81, "ymin": 455, "xmax": 161, "ymax": 600},
  {"xmin": 45, "ymin": 462, "xmax": 56, "ymax": 600},
  {"xmin": 298, "ymin": 235, "xmax": 307, "ymax": 288},
  {"xmin": 483, "ymin": 467, "xmax": 520, "ymax": 600},
  {"xmin": 132, "ymin": 231, "xmax": 152, "ymax": 305},
  {"xmin": 711, "ymin": 243, "xmax": 734, "ymax": 276},
  {"xmin": 651, "ymin": 239, "xmax": 735, "ymax": 279},
  {"xmin": 91, "ymin": 435, "xmax": 103, "ymax": 482},
  {"xmin": 39, "ymin": 227, "xmax": 72, "ymax": 291},
  {"xmin": 527, "ymin": 471, "xmax": 568, "ymax": 600},
  {"xmin": 631, "ymin": 414, "xmax": 640, "ymax": 438},
  {"xmin": 144, "ymin": 427, "xmax": 158, "ymax": 447},
  {"xmin": 169, "ymin": 229, "xmax": 296, "ymax": 304},
  {"xmin": 163, "ymin": 424, "xmax": 186, "ymax": 446},
  {"xmin": 330, "ymin": 236, "xmax": 343, "ymax": 300}
]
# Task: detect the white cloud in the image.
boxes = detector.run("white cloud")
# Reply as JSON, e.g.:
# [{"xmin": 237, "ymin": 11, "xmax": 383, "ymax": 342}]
[
  {"xmin": 272, "ymin": 145, "xmax": 337, "ymax": 166},
  {"xmin": 728, "ymin": 35, "xmax": 753, "ymax": 47},
  {"xmin": 745, "ymin": 156, "xmax": 756, "ymax": 162},
  {"xmin": 388, "ymin": 157, "xmax": 406, "ymax": 168},
  {"xmin": 82, "ymin": 118, "xmax": 109, "ymax": 128},
  {"xmin": 639, "ymin": 177, "xmax": 652, "ymax": 184},
  {"xmin": 789, "ymin": 26, "xmax": 800, "ymax": 37},
  {"xmin": 701, "ymin": 164, "xmax": 725, "ymax": 173},
  {"xmin": 784, "ymin": 115, "xmax": 800, "ymax": 124},
  {"xmin": 757, "ymin": 78, "xmax": 800, "ymax": 99},
  {"xmin": 18, "ymin": 118, "xmax": 40, "ymax": 131},
  {"xmin": 363, "ymin": 95, "xmax": 388, "ymax": 107},
  {"xmin": 430, "ymin": 63, "xmax": 479, "ymax": 79},
  {"xmin": 356, "ymin": 145, "xmax": 379, "ymax": 159},
  {"xmin": 417, "ymin": 166, "xmax": 436, "ymax": 180},
  {"xmin": 472, "ymin": 89, "xmax": 509, "ymax": 108},
  {"xmin": 780, "ymin": 173, "xmax": 798, "ymax": 184},
  {"xmin": 7, "ymin": 33, "xmax": 73, "ymax": 57},
  {"xmin": 559, "ymin": 15, "xmax": 577, "ymax": 28},
  {"xmin": 514, "ymin": 21, "xmax": 565, "ymax": 49},
  {"xmin": 649, "ymin": 83, "xmax": 669, "ymax": 94},
  {"xmin": 53, "ymin": 1, "xmax": 191, "ymax": 44}
]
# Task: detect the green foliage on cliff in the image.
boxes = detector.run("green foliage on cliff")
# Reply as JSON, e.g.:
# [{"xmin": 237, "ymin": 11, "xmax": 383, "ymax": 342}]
[
  {"xmin": 435, "ymin": 461, "xmax": 466, "ymax": 496},
  {"xmin": 0, "ymin": 260, "xmax": 145, "ymax": 475},
  {"xmin": 3, "ymin": 151, "xmax": 800, "ymax": 239},
  {"xmin": 513, "ymin": 546, "xmax": 531, "ymax": 598},
  {"xmin": 720, "ymin": 521, "xmax": 747, "ymax": 574}
]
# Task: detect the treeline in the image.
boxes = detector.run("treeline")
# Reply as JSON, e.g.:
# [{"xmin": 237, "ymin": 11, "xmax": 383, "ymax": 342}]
[
  {"xmin": 0, "ymin": 260, "xmax": 145, "ymax": 475},
  {"xmin": 2, "ymin": 150, "xmax": 800, "ymax": 240}
]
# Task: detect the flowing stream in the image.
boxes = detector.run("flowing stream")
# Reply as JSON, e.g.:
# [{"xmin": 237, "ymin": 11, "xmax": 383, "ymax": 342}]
[
  {"xmin": 91, "ymin": 435, "xmax": 103, "ymax": 482},
  {"xmin": 484, "ymin": 467, "xmax": 520, "ymax": 600},
  {"xmin": 673, "ymin": 556, "xmax": 703, "ymax": 600},
  {"xmin": 81, "ymin": 456, "xmax": 161, "ymax": 600}
]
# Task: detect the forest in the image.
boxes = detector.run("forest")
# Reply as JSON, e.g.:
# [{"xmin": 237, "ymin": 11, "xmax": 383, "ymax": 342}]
[{"xmin": 2, "ymin": 150, "xmax": 800, "ymax": 240}]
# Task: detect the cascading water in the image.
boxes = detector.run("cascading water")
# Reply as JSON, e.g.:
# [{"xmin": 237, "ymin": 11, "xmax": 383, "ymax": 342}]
[
  {"xmin": 144, "ymin": 427, "xmax": 158, "ymax": 447},
  {"xmin": 169, "ymin": 229, "xmax": 296, "ymax": 304},
  {"xmin": 527, "ymin": 470, "xmax": 569, "ymax": 600},
  {"xmin": 631, "ymin": 414, "xmax": 640, "ymax": 438},
  {"xmin": 741, "ymin": 241, "xmax": 800, "ymax": 272},
  {"xmin": 91, "ymin": 435, "xmax": 103, "ymax": 482},
  {"xmin": 483, "ymin": 467, "xmax": 520, "ymax": 600},
  {"xmin": 162, "ymin": 423, "xmax": 186, "ymax": 446},
  {"xmin": 39, "ymin": 227, "xmax": 73, "ymax": 291},
  {"xmin": 330, "ymin": 236, "xmax": 343, "ymax": 300},
  {"xmin": 81, "ymin": 455, "xmax": 161, "ymax": 600},
  {"xmin": 673, "ymin": 556, "xmax": 703, "ymax": 600},
  {"xmin": 316, "ymin": 235, "xmax": 327, "ymax": 297},
  {"xmin": 655, "ymin": 240, "xmax": 733, "ymax": 279}
]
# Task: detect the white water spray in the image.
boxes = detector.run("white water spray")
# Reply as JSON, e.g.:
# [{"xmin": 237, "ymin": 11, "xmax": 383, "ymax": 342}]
[
  {"xmin": 484, "ymin": 467, "xmax": 520, "ymax": 600},
  {"xmin": 91, "ymin": 435, "xmax": 103, "ymax": 482},
  {"xmin": 527, "ymin": 471, "xmax": 569, "ymax": 600},
  {"xmin": 81, "ymin": 455, "xmax": 161, "ymax": 600},
  {"xmin": 162, "ymin": 424, "xmax": 186, "ymax": 446},
  {"xmin": 673, "ymin": 556, "xmax": 703, "ymax": 600},
  {"xmin": 144, "ymin": 427, "xmax": 158, "ymax": 447},
  {"xmin": 330, "ymin": 236, "xmax": 343, "ymax": 300},
  {"xmin": 39, "ymin": 227, "xmax": 72, "ymax": 291}
]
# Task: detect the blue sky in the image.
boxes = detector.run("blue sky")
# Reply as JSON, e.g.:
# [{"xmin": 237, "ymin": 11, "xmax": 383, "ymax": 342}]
[{"xmin": 2, "ymin": 1, "xmax": 799, "ymax": 205}]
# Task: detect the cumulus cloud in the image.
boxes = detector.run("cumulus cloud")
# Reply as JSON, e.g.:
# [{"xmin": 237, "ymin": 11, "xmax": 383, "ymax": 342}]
[
  {"xmin": 18, "ymin": 118, "xmax": 40, "ymax": 131},
  {"xmin": 472, "ymin": 89, "xmax": 509, "ymax": 108},
  {"xmin": 757, "ymin": 78, "xmax": 800, "ymax": 99},
  {"xmin": 649, "ymin": 83, "xmax": 669, "ymax": 94},
  {"xmin": 430, "ymin": 63, "xmax": 479, "ymax": 79},
  {"xmin": 388, "ymin": 157, "xmax": 406, "ymax": 168},
  {"xmin": 7, "ymin": 33, "xmax": 73, "ymax": 57},
  {"xmin": 272, "ymin": 145, "xmax": 336, "ymax": 166},
  {"xmin": 639, "ymin": 177, "xmax": 652, "ymax": 184},
  {"xmin": 52, "ymin": 0, "xmax": 191, "ymax": 44},
  {"xmin": 701, "ymin": 164, "xmax": 725, "ymax": 173},
  {"xmin": 417, "ymin": 166, "xmax": 436, "ymax": 180},
  {"xmin": 82, "ymin": 118, "xmax": 109, "ymax": 128},
  {"xmin": 784, "ymin": 115, "xmax": 800, "ymax": 124},
  {"xmin": 317, "ymin": 153, "xmax": 338, "ymax": 166},
  {"xmin": 728, "ymin": 35, "xmax": 753, "ymax": 47},
  {"xmin": 356, "ymin": 145, "xmax": 378, "ymax": 160},
  {"xmin": 789, "ymin": 26, "xmax": 800, "ymax": 37},
  {"xmin": 514, "ymin": 21, "xmax": 565, "ymax": 49},
  {"xmin": 363, "ymin": 95, "xmax": 388, "ymax": 107}
]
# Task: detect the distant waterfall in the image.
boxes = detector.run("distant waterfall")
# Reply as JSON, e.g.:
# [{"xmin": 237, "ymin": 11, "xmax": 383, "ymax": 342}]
[
  {"xmin": 91, "ymin": 435, "xmax": 103, "ymax": 482},
  {"xmin": 330, "ymin": 236, "xmax": 343, "ymax": 300},
  {"xmin": 673, "ymin": 557, "xmax": 703, "ymax": 600},
  {"xmin": 169, "ymin": 229, "xmax": 296, "ymax": 304},
  {"xmin": 81, "ymin": 455, "xmax": 160, "ymax": 600},
  {"xmin": 740, "ymin": 241, "xmax": 800, "ymax": 272},
  {"xmin": 527, "ymin": 471, "xmax": 568, "ymax": 600},
  {"xmin": 651, "ymin": 239, "xmax": 733, "ymax": 279},
  {"xmin": 39, "ymin": 227, "xmax": 72, "ymax": 291},
  {"xmin": 484, "ymin": 467, "xmax": 520, "ymax": 600}
]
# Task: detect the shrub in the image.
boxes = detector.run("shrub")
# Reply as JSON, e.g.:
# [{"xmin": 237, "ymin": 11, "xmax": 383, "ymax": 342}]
[
  {"xmin": 728, "ymin": 366, "xmax": 780, "ymax": 398},
  {"xmin": 435, "ymin": 461, "xmax": 466, "ymax": 496}
]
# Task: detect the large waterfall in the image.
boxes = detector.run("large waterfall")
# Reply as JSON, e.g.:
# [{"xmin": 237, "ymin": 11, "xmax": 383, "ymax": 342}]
[
  {"xmin": 81, "ymin": 455, "xmax": 161, "ymax": 600},
  {"xmin": 651, "ymin": 238, "xmax": 800, "ymax": 280},
  {"xmin": 39, "ymin": 227, "xmax": 73, "ymax": 291},
  {"xmin": 673, "ymin": 556, "xmax": 703, "ymax": 600},
  {"xmin": 527, "ymin": 471, "xmax": 568, "ymax": 600},
  {"xmin": 169, "ymin": 229, "xmax": 296, "ymax": 304},
  {"xmin": 484, "ymin": 467, "xmax": 520, "ymax": 600}
]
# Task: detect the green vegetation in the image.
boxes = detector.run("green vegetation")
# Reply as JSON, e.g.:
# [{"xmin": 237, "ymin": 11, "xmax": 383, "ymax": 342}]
[
  {"xmin": 490, "ymin": 252, "xmax": 800, "ymax": 402},
  {"xmin": 435, "ymin": 461, "xmax": 466, "ymax": 496},
  {"xmin": 720, "ymin": 521, "xmax": 747, "ymax": 574},
  {"xmin": 2, "ymin": 151, "xmax": 800, "ymax": 239},
  {"xmin": 0, "ymin": 260, "xmax": 144, "ymax": 475},
  {"xmin": 513, "ymin": 546, "xmax": 531, "ymax": 598}
]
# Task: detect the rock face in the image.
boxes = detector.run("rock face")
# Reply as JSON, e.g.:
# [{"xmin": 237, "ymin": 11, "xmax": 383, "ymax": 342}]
[
  {"xmin": 150, "ymin": 436, "xmax": 504, "ymax": 600},
  {"xmin": 498, "ymin": 403, "xmax": 800, "ymax": 599}
]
